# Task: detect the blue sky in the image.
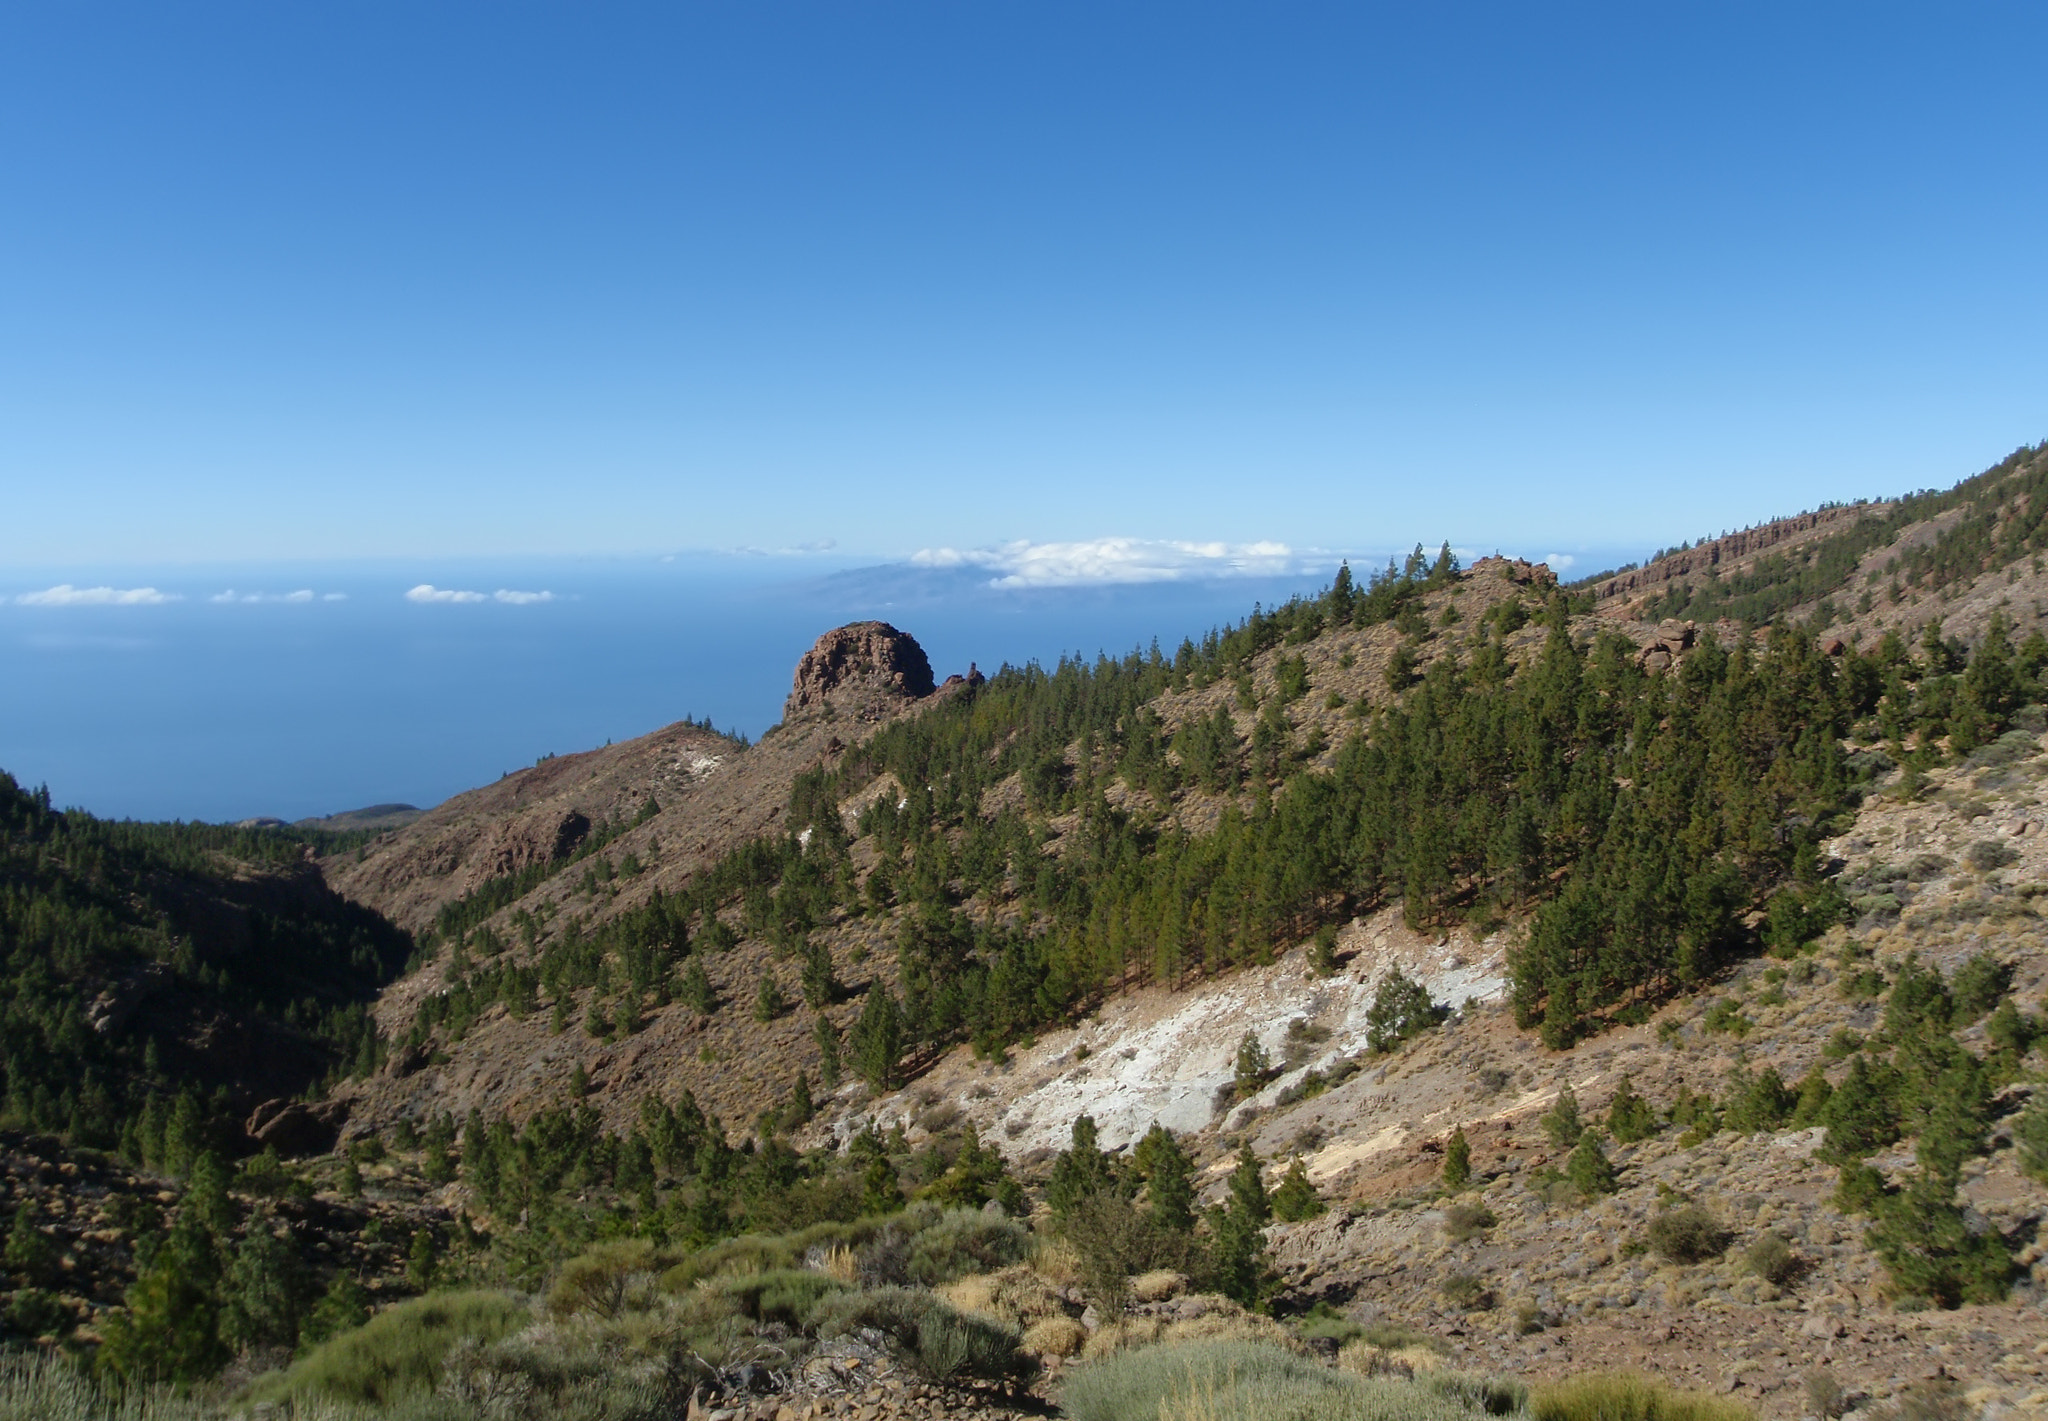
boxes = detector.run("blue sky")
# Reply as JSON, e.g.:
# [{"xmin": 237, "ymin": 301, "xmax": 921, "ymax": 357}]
[{"xmin": 4, "ymin": 4, "xmax": 2045, "ymax": 575}]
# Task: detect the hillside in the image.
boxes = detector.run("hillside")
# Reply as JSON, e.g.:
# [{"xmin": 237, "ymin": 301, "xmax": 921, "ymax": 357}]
[{"xmin": 10, "ymin": 444, "xmax": 2048, "ymax": 1419}]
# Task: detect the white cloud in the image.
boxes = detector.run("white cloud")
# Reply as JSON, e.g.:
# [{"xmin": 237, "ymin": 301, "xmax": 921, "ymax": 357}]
[
  {"xmin": 910, "ymin": 537, "xmax": 1297, "ymax": 589},
  {"xmin": 16, "ymin": 584, "xmax": 179, "ymax": 606},
  {"xmin": 405, "ymin": 584, "xmax": 488, "ymax": 604},
  {"xmin": 493, "ymin": 589, "xmax": 554, "ymax": 604},
  {"xmin": 323, "ymin": 592, "xmax": 348, "ymax": 601},
  {"xmin": 209, "ymin": 589, "xmax": 318, "ymax": 604},
  {"xmin": 1541, "ymin": 553, "xmax": 1577, "ymax": 571}
]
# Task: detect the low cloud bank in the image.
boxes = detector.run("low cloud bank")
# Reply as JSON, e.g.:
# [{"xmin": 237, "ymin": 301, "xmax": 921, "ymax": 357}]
[
  {"xmin": 210, "ymin": 589, "xmax": 316, "ymax": 604},
  {"xmin": 911, "ymin": 537, "xmax": 1296, "ymax": 589},
  {"xmin": 405, "ymin": 585, "xmax": 554, "ymax": 605},
  {"xmin": 15, "ymin": 585, "xmax": 179, "ymax": 606}
]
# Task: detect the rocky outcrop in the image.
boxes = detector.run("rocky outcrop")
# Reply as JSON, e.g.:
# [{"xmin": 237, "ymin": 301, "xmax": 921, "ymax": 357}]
[
  {"xmin": 1636, "ymin": 619, "xmax": 1697, "ymax": 673},
  {"xmin": 1469, "ymin": 555, "xmax": 1557, "ymax": 587},
  {"xmin": 246, "ymin": 1097, "xmax": 350, "ymax": 1157},
  {"xmin": 786, "ymin": 622, "xmax": 935, "ymax": 718},
  {"xmin": 480, "ymin": 808, "xmax": 590, "ymax": 878}
]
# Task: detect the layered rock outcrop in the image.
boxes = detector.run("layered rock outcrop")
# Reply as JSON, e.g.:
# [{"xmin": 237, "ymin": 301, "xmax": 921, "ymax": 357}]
[{"xmin": 785, "ymin": 622, "xmax": 936, "ymax": 718}]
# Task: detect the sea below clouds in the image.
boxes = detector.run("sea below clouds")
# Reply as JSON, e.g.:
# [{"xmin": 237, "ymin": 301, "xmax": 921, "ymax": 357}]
[{"xmin": 0, "ymin": 555, "xmax": 1382, "ymax": 824}]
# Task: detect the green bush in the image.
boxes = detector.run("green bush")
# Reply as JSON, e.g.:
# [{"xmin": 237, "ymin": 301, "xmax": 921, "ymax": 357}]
[
  {"xmin": 1950, "ymin": 952, "xmax": 2013, "ymax": 1019},
  {"xmin": 1440, "ymin": 1275, "xmax": 1493, "ymax": 1310},
  {"xmin": 1646, "ymin": 1208, "xmax": 1727, "ymax": 1265},
  {"xmin": 1060, "ymin": 1339, "xmax": 1494, "ymax": 1421},
  {"xmin": 1743, "ymin": 1234, "xmax": 1801, "ymax": 1286},
  {"xmin": 807, "ymin": 1285, "xmax": 1034, "ymax": 1384},
  {"xmin": 249, "ymin": 1290, "xmax": 529, "ymax": 1406},
  {"xmin": 1531, "ymin": 1371, "xmax": 1753, "ymax": 1421},
  {"xmin": 708, "ymin": 1268, "xmax": 847, "ymax": 1328},
  {"xmin": 1443, "ymin": 1204, "xmax": 1496, "ymax": 1242},
  {"xmin": 1605, "ymin": 1077, "xmax": 1659, "ymax": 1144},
  {"xmin": 547, "ymin": 1239, "xmax": 661, "ymax": 1319},
  {"xmin": 906, "ymin": 1209, "xmax": 1031, "ymax": 1286}
]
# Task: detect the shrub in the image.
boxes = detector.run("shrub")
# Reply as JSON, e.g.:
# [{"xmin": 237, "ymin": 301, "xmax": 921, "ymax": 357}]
[
  {"xmin": 906, "ymin": 1209, "xmax": 1031, "ymax": 1286},
  {"xmin": 1743, "ymin": 1234, "xmax": 1801, "ymax": 1286},
  {"xmin": 1805, "ymin": 1369, "xmax": 1848, "ymax": 1420},
  {"xmin": 1443, "ymin": 1204, "xmax": 1496, "ymax": 1242},
  {"xmin": 1442, "ymin": 1126, "xmax": 1472, "ymax": 1189},
  {"xmin": 1294, "ymin": 1301, "xmax": 1363, "ymax": 1346},
  {"xmin": 1950, "ymin": 952, "xmax": 2013, "ymax": 1019},
  {"xmin": 546, "ymin": 1238, "xmax": 660, "ymax": 1319},
  {"xmin": 1964, "ymin": 839, "xmax": 2020, "ymax": 873},
  {"xmin": 1646, "ymin": 1207, "xmax": 1728, "ymax": 1265},
  {"xmin": 1531, "ymin": 1372, "xmax": 1754, "ymax": 1421},
  {"xmin": 1875, "ymin": 1377, "xmax": 1967, "ymax": 1421},
  {"xmin": 939, "ymin": 1265, "xmax": 1071, "ymax": 1332},
  {"xmin": 1060, "ymin": 1339, "xmax": 1488, "ymax": 1421},
  {"xmin": 1367, "ymin": 970, "xmax": 1444, "ymax": 1053},
  {"xmin": 710, "ymin": 1267, "xmax": 848, "ymax": 1327},
  {"xmin": 0, "ymin": 1353, "xmax": 215, "ymax": 1421},
  {"xmin": 1605, "ymin": 1077, "xmax": 1659, "ymax": 1144},
  {"xmin": 1440, "ymin": 1274, "xmax": 1493, "ymax": 1310},
  {"xmin": 250, "ymin": 1291, "xmax": 529, "ymax": 1406},
  {"xmin": 1059, "ymin": 1192, "xmax": 1206, "ymax": 1315},
  {"xmin": 1024, "ymin": 1315, "xmax": 1088, "ymax": 1357},
  {"xmin": 1083, "ymin": 1298, "xmax": 1300, "ymax": 1361},
  {"xmin": 1701, "ymin": 1000, "xmax": 1752, "ymax": 1037},
  {"xmin": 807, "ymin": 1285, "xmax": 1035, "ymax": 1384}
]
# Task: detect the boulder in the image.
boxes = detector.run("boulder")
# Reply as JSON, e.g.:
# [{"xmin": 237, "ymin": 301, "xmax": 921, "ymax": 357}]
[
  {"xmin": 785, "ymin": 622, "xmax": 935, "ymax": 718},
  {"xmin": 246, "ymin": 1098, "xmax": 350, "ymax": 1157}
]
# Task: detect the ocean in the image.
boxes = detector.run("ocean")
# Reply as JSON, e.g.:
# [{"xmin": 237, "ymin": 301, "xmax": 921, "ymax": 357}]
[{"xmin": 0, "ymin": 556, "xmax": 1363, "ymax": 823}]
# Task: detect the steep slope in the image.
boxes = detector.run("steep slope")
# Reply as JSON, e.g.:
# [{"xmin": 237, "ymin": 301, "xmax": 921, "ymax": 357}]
[
  {"xmin": 0, "ymin": 775, "xmax": 410, "ymax": 1158},
  {"xmin": 1586, "ymin": 442, "xmax": 2048, "ymax": 653}
]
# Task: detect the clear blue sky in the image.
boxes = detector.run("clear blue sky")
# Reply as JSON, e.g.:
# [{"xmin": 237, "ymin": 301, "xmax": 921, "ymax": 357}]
[{"xmin": 5, "ymin": 3, "xmax": 2045, "ymax": 570}]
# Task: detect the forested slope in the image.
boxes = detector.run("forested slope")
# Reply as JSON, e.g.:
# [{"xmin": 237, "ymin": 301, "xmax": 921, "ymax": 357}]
[{"xmin": 0, "ymin": 777, "xmax": 410, "ymax": 1163}]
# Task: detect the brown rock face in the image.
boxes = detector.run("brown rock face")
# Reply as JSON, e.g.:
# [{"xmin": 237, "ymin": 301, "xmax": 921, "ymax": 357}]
[
  {"xmin": 246, "ymin": 1097, "xmax": 349, "ymax": 1157},
  {"xmin": 785, "ymin": 622, "xmax": 935, "ymax": 718}
]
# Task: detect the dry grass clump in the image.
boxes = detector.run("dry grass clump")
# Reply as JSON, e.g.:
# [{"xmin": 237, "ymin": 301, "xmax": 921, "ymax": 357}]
[
  {"xmin": 937, "ymin": 1265, "xmax": 1069, "ymax": 1331},
  {"xmin": 1131, "ymin": 1269, "xmax": 1190, "ymax": 1302},
  {"xmin": 1060, "ymin": 1339, "xmax": 1497, "ymax": 1421},
  {"xmin": 1531, "ymin": 1371, "xmax": 1753, "ymax": 1421},
  {"xmin": 1023, "ymin": 1315, "xmax": 1089, "ymax": 1358},
  {"xmin": 1031, "ymin": 1235, "xmax": 1087, "ymax": 1288},
  {"xmin": 1081, "ymin": 1296, "xmax": 1300, "ymax": 1360},
  {"xmin": 1339, "ymin": 1339, "xmax": 1445, "ymax": 1379}
]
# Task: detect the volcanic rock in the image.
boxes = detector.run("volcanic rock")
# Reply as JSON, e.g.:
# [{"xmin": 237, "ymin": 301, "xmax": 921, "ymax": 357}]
[{"xmin": 785, "ymin": 622, "xmax": 935, "ymax": 718}]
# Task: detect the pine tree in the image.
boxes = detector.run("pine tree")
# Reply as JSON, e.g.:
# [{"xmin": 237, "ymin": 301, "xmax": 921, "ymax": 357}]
[
  {"xmin": 1212, "ymin": 1144, "xmax": 1273, "ymax": 1309},
  {"xmin": 754, "ymin": 971, "xmax": 787, "ymax": 1023},
  {"xmin": 1135, "ymin": 1124, "xmax": 1195, "ymax": 1233},
  {"xmin": 407, "ymin": 1228, "xmax": 440, "ymax": 1292},
  {"xmin": 1234, "ymin": 1031, "xmax": 1272, "ymax": 1099},
  {"xmin": 850, "ymin": 986, "xmax": 904, "ymax": 1092},
  {"xmin": 814, "ymin": 1013, "xmax": 843, "ymax": 1088},
  {"xmin": 1227, "ymin": 1143, "xmax": 1270, "ymax": 1229},
  {"xmin": 1541, "ymin": 1085, "xmax": 1584, "ymax": 1150},
  {"xmin": 221, "ymin": 1220, "xmax": 309, "ymax": 1351},
  {"xmin": 4, "ymin": 1204, "xmax": 53, "ymax": 1286},
  {"xmin": 1271, "ymin": 1157, "xmax": 1326, "ymax": 1221},
  {"xmin": 1442, "ymin": 1125, "xmax": 1472, "ymax": 1190},
  {"xmin": 679, "ymin": 959, "xmax": 717, "ymax": 1015},
  {"xmin": 801, "ymin": 939, "xmax": 840, "ymax": 1008},
  {"xmin": 1605, "ymin": 1076, "xmax": 1659, "ymax": 1143},
  {"xmin": 1567, "ymin": 1129, "xmax": 1618, "ymax": 1196},
  {"xmin": 1047, "ymin": 1116, "xmax": 1121, "ymax": 1220}
]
